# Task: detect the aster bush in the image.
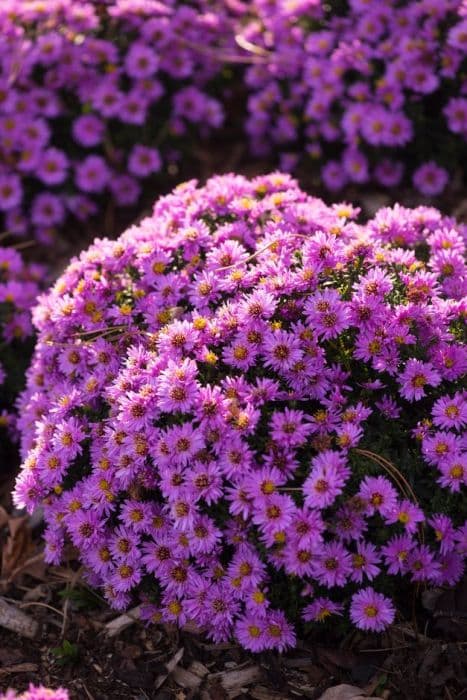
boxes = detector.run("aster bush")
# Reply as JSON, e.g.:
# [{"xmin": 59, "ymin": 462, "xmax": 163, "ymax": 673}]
[
  {"xmin": 15, "ymin": 173, "xmax": 467, "ymax": 652},
  {"xmin": 0, "ymin": 0, "xmax": 232, "ymax": 243},
  {"xmin": 238, "ymin": 0, "xmax": 467, "ymax": 195},
  {"xmin": 0, "ymin": 243, "xmax": 43, "ymax": 461}
]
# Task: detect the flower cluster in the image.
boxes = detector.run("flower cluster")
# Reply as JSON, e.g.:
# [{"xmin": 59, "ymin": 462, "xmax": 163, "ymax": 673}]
[
  {"xmin": 15, "ymin": 174, "xmax": 467, "ymax": 652},
  {"xmin": 0, "ymin": 0, "xmax": 231, "ymax": 243},
  {"xmin": 1, "ymin": 0, "xmax": 467, "ymax": 240},
  {"xmin": 0, "ymin": 686, "xmax": 68, "ymax": 700},
  {"xmin": 239, "ymin": 0, "xmax": 467, "ymax": 194},
  {"xmin": 0, "ymin": 244, "xmax": 43, "ymax": 452}
]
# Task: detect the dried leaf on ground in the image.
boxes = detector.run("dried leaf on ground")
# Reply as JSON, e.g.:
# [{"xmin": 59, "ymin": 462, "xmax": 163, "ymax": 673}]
[{"xmin": 1, "ymin": 513, "xmax": 35, "ymax": 582}]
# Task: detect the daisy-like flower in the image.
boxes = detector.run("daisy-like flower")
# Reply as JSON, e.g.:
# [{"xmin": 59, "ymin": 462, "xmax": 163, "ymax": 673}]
[
  {"xmin": 437, "ymin": 455, "xmax": 467, "ymax": 492},
  {"xmin": 262, "ymin": 329, "xmax": 303, "ymax": 372},
  {"xmin": 350, "ymin": 588, "xmax": 395, "ymax": 632},
  {"xmin": 313, "ymin": 541, "xmax": 353, "ymax": 587},
  {"xmin": 303, "ymin": 449, "xmax": 349, "ymax": 509},
  {"xmin": 303, "ymin": 597, "xmax": 344, "ymax": 622},
  {"xmin": 429, "ymin": 514, "xmax": 456, "ymax": 555},
  {"xmin": 399, "ymin": 359, "xmax": 441, "ymax": 401},
  {"xmin": 350, "ymin": 541, "xmax": 381, "ymax": 583},
  {"xmin": 263, "ymin": 610, "xmax": 296, "ymax": 652},
  {"xmin": 252, "ymin": 493, "xmax": 296, "ymax": 536},
  {"xmin": 407, "ymin": 544, "xmax": 442, "ymax": 582},
  {"xmin": 304, "ymin": 288, "xmax": 350, "ymax": 340},
  {"xmin": 358, "ymin": 476, "xmax": 398, "ymax": 517},
  {"xmin": 385, "ymin": 499, "xmax": 425, "ymax": 534},
  {"xmin": 235, "ymin": 615, "xmax": 267, "ymax": 652},
  {"xmin": 432, "ymin": 393, "xmax": 467, "ymax": 431}
]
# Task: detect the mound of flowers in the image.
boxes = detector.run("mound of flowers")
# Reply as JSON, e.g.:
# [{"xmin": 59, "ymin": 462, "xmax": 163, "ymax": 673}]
[
  {"xmin": 15, "ymin": 173, "xmax": 467, "ymax": 652},
  {"xmin": 0, "ymin": 686, "xmax": 68, "ymax": 700},
  {"xmin": 0, "ymin": 0, "xmax": 232, "ymax": 243},
  {"xmin": 239, "ymin": 0, "xmax": 467, "ymax": 194},
  {"xmin": 0, "ymin": 243, "xmax": 44, "ymax": 456}
]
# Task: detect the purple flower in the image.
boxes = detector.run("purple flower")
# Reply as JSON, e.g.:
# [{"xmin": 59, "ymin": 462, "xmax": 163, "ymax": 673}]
[
  {"xmin": 412, "ymin": 162, "xmax": 449, "ymax": 196},
  {"xmin": 399, "ymin": 359, "xmax": 441, "ymax": 402},
  {"xmin": 72, "ymin": 114, "xmax": 104, "ymax": 148},
  {"xmin": 235, "ymin": 615, "xmax": 267, "ymax": 652},
  {"xmin": 359, "ymin": 476, "xmax": 398, "ymax": 517},
  {"xmin": 36, "ymin": 147, "xmax": 68, "ymax": 185},
  {"xmin": 303, "ymin": 597, "xmax": 343, "ymax": 622},
  {"xmin": 75, "ymin": 155, "xmax": 110, "ymax": 193},
  {"xmin": 432, "ymin": 393, "xmax": 467, "ymax": 431},
  {"xmin": 350, "ymin": 588, "xmax": 395, "ymax": 632},
  {"xmin": 128, "ymin": 145, "xmax": 162, "ymax": 177},
  {"xmin": 0, "ymin": 174, "xmax": 22, "ymax": 211},
  {"xmin": 124, "ymin": 43, "xmax": 159, "ymax": 79}
]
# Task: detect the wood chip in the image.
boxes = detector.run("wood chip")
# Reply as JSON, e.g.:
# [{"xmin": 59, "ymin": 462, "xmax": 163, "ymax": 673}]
[
  {"xmin": 172, "ymin": 665, "xmax": 203, "ymax": 690},
  {"xmin": 188, "ymin": 660, "xmax": 209, "ymax": 679},
  {"xmin": 208, "ymin": 665, "xmax": 263, "ymax": 693},
  {"xmin": 105, "ymin": 605, "xmax": 141, "ymax": 637},
  {"xmin": 250, "ymin": 685, "xmax": 291, "ymax": 700},
  {"xmin": 0, "ymin": 662, "xmax": 38, "ymax": 677},
  {"xmin": 0, "ymin": 597, "xmax": 39, "ymax": 639},
  {"xmin": 155, "ymin": 647, "xmax": 184, "ymax": 690}
]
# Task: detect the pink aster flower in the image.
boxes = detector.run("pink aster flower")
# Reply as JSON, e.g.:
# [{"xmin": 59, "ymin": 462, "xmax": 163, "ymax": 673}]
[
  {"xmin": 432, "ymin": 393, "xmax": 467, "ymax": 431},
  {"xmin": 437, "ymin": 552, "xmax": 465, "ymax": 586},
  {"xmin": 304, "ymin": 288, "xmax": 350, "ymax": 340},
  {"xmin": 128, "ymin": 145, "xmax": 162, "ymax": 177},
  {"xmin": 385, "ymin": 499, "xmax": 425, "ymax": 534},
  {"xmin": 399, "ymin": 359, "xmax": 441, "ymax": 401},
  {"xmin": 350, "ymin": 541, "xmax": 381, "ymax": 583},
  {"xmin": 252, "ymin": 493, "xmax": 296, "ymax": 536},
  {"xmin": 124, "ymin": 42, "xmax": 159, "ymax": 79},
  {"xmin": 303, "ymin": 450, "xmax": 349, "ymax": 509},
  {"xmin": 263, "ymin": 329, "xmax": 303, "ymax": 372},
  {"xmin": 235, "ymin": 614, "xmax": 268, "ymax": 652},
  {"xmin": 313, "ymin": 541, "xmax": 353, "ymax": 587},
  {"xmin": 437, "ymin": 455, "xmax": 467, "ymax": 492},
  {"xmin": 412, "ymin": 162, "xmax": 449, "ymax": 196},
  {"xmin": 303, "ymin": 597, "xmax": 344, "ymax": 622},
  {"xmin": 36, "ymin": 147, "xmax": 68, "ymax": 185},
  {"xmin": 407, "ymin": 544, "xmax": 442, "ymax": 583},
  {"xmin": 358, "ymin": 476, "xmax": 398, "ymax": 517},
  {"xmin": 75, "ymin": 155, "xmax": 109, "ymax": 193},
  {"xmin": 429, "ymin": 514, "xmax": 456, "ymax": 555},
  {"xmin": 72, "ymin": 114, "xmax": 104, "ymax": 148},
  {"xmin": 263, "ymin": 610, "xmax": 296, "ymax": 652},
  {"xmin": 0, "ymin": 174, "xmax": 22, "ymax": 211},
  {"xmin": 350, "ymin": 588, "xmax": 395, "ymax": 632},
  {"xmin": 422, "ymin": 431, "xmax": 462, "ymax": 466}
]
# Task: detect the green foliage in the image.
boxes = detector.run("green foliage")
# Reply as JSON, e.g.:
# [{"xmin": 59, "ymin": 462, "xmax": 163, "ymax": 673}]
[
  {"xmin": 58, "ymin": 585, "xmax": 104, "ymax": 611},
  {"xmin": 51, "ymin": 639, "xmax": 80, "ymax": 667}
]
